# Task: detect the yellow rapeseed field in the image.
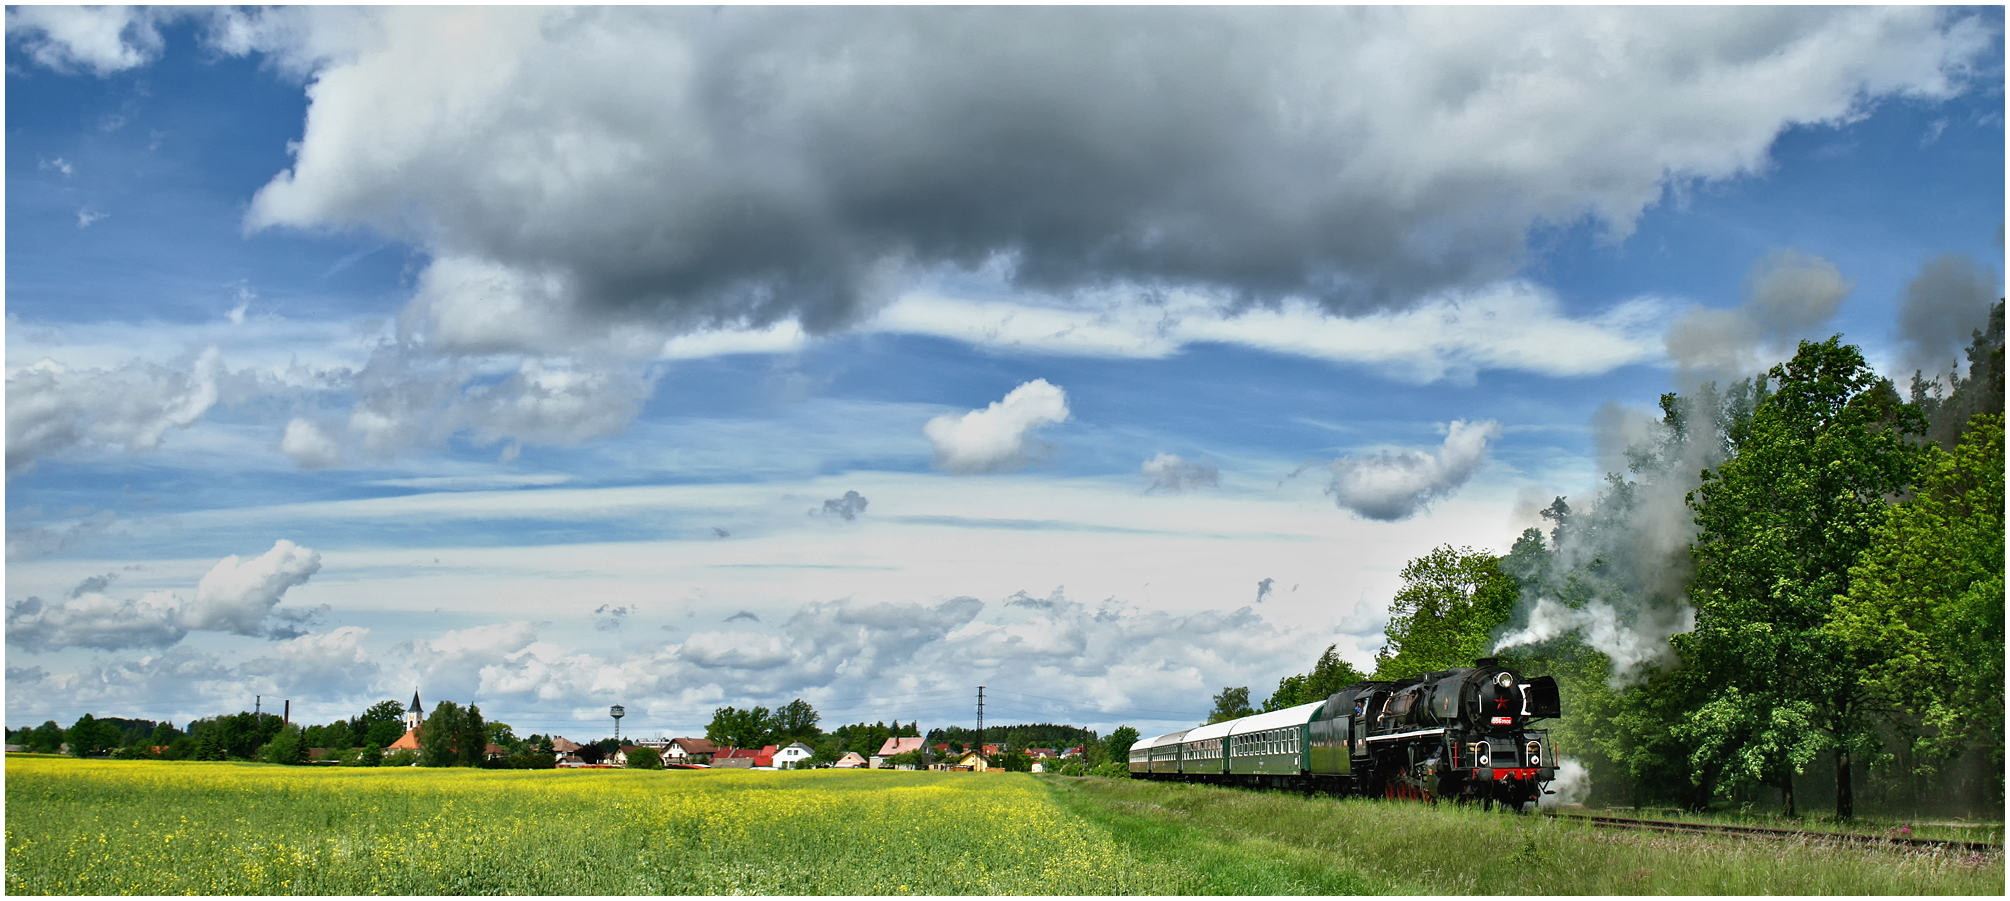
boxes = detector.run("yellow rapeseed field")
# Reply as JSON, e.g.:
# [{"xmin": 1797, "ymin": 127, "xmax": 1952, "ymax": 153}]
[{"xmin": 3, "ymin": 756, "xmax": 1182, "ymax": 895}]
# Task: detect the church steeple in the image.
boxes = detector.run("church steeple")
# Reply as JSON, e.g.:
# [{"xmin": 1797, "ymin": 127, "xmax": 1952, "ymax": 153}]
[{"xmin": 406, "ymin": 689, "xmax": 424, "ymax": 731}]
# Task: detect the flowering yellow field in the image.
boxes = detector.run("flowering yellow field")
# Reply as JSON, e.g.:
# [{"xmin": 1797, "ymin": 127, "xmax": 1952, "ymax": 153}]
[{"xmin": 3, "ymin": 756, "xmax": 1193, "ymax": 895}]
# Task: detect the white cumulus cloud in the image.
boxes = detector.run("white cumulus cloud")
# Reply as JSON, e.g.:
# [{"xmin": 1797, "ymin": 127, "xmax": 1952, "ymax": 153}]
[
  {"xmin": 182, "ymin": 540, "xmax": 325, "ymax": 637},
  {"xmin": 1324, "ymin": 419, "xmax": 1502, "ymax": 521},
  {"xmin": 924, "ymin": 380, "xmax": 1071, "ymax": 474},
  {"xmin": 6, "ymin": 348, "xmax": 222, "ymax": 476}
]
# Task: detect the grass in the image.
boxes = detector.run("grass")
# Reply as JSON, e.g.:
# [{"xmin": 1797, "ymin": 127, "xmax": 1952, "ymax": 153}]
[
  {"xmin": 1045, "ymin": 776, "xmax": 2006, "ymax": 895},
  {"xmin": 5, "ymin": 755, "xmax": 2001, "ymax": 895}
]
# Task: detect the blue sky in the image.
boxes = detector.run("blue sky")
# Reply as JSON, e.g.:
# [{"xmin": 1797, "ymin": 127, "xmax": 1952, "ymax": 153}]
[{"xmin": 5, "ymin": 6, "xmax": 2003, "ymax": 743}]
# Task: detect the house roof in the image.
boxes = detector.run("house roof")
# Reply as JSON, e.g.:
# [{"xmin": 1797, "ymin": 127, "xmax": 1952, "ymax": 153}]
[
  {"xmin": 878, "ymin": 736, "xmax": 926, "ymax": 756},
  {"xmin": 670, "ymin": 737, "xmax": 718, "ymax": 753},
  {"xmin": 550, "ymin": 737, "xmax": 582, "ymax": 753},
  {"xmin": 387, "ymin": 728, "xmax": 422, "ymax": 751},
  {"xmin": 835, "ymin": 751, "xmax": 866, "ymax": 766}
]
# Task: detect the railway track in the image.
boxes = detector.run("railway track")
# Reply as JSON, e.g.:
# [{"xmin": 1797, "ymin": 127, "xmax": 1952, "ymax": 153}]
[{"xmin": 1547, "ymin": 811, "xmax": 2003, "ymax": 854}]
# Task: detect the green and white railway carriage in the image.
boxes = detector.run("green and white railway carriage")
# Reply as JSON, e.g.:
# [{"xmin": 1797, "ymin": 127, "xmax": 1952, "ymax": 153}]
[
  {"xmin": 1227, "ymin": 700, "xmax": 1325, "ymax": 779},
  {"xmin": 1130, "ymin": 729, "xmax": 1190, "ymax": 775},
  {"xmin": 1176, "ymin": 719, "xmax": 1233, "ymax": 777}
]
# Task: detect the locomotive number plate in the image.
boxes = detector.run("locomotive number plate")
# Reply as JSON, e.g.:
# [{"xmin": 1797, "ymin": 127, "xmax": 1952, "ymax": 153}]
[{"xmin": 1490, "ymin": 716, "xmax": 1512, "ymax": 725}]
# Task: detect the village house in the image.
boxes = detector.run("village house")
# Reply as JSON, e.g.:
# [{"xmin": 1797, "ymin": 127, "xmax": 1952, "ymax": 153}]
[
  {"xmin": 551, "ymin": 736, "xmax": 586, "ymax": 766},
  {"xmin": 773, "ymin": 742, "xmax": 814, "ymax": 769},
  {"xmin": 833, "ymin": 751, "xmax": 867, "ymax": 768},
  {"xmin": 710, "ymin": 746, "xmax": 772, "ymax": 768},
  {"xmin": 951, "ymin": 750, "xmax": 992, "ymax": 772},
  {"xmin": 876, "ymin": 736, "xmax": 927, "ymax": 768},
  {"xmin": 663, "ymin": 737, "xmax": 717, "ymax": 765}
]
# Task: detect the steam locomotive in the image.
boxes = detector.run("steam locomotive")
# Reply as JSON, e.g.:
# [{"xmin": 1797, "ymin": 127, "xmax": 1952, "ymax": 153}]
[{"xmin": 1127, "ymin": 658, "xmax": 1560, "ymax": 810}]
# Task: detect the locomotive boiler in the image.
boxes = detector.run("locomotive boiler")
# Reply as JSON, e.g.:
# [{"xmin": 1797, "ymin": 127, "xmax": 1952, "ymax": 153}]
[{"xmin": 1126, "ymin": 658, "xmax": 1561, "ymax": 810}]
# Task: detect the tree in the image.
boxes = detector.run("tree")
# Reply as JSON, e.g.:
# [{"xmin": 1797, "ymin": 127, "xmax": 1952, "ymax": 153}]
[
  {"xmin": 355, "ymin": 700, "xmax": 408, "ymax": 748},
  {"xmin": 421, "ymin": 700, "xmax": 468, "ymax": 767},
  {"xmin": 627, "ymin": 746, "xmax": 663, "ymax": 769},
  {"xmin": 358, "ymin": 743, "xmax": 384, "ymax": 767},
  {"xmin": 1371, "ymin": 545, "xmax": 1520, "ymax": 680},
  {"xmin": 1205, "ymin": 688, "xmax": 1253, "ymax": 725},
  {"xmin": 1099, "ymin": 726, "xmax": 1139, "ymax": 767},
  {"xmin": 772, "ymin": 699, "xmax": 821, "ymax": 742},
  {"xmin": 1263, "ymin": 644, "xmax": 1369, "ymax": 711},
  {"xmin": 1685, "ymin": 337, "xmax": 1925, "ymax": 819},
  {"xmin": 22, "ymin": 721, "xmax": 64, "ymax": 754},
  {"xmin": 264, "ymin": 725, "xmax": 310, "ymax": 766},
  {"xmin": 1911, "ymin": 299, "xmax": 2004, "ymax": 450},
  {"xmin": 456, "ymin": 704, "xmax": 488, "ymax": 767},
  {"xmin": 65, "ymin": 714, "xmax": 120, "ymax": 757},
  {"xmin": 706, "ymin": 706, "xmax": 773, "ymax": 749},
  {"xmin": 486, "ymin": 721, "xmax": 521, "ymax": 755},
  {"xmin": 1830, "ymin": 414, "xmax": 2003, "ymax": 791}
]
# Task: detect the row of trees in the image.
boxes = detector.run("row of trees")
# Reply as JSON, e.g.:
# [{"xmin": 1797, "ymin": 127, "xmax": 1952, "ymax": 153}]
[{"xmin": 1211, "ymin": 309, "xmax": 2003, "ymax": 820}]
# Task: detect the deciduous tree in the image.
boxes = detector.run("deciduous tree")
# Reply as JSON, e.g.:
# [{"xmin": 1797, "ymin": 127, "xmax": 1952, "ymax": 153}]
[
  {"xmin": 1830, "ymin": 413, "xmax": 2003, "ymax": 791},
  {"xmin": 1685, "ymin": 337, "xmax": 1924, "ymax": 819},
  {"xmin": 1372, "ymin": 545, "xmax": 1519, "ymax": 680},
  {"xmin": 1205, "ymin": 687, "xmax": 1253, "ymax": 724},
  {"xmin": 1263, "ymin": 644, "xmax": 1368, "ymax": 711}
]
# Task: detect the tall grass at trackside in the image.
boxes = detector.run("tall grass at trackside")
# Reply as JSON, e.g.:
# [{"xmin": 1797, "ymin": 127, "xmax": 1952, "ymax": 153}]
[
  {"xmin": 1045, "ymin": 776, "xmax": 2005, "ymax": 895},
  {"xmin": 3, "ymin": 756, "xmax": 1371, "ymax": 895}
]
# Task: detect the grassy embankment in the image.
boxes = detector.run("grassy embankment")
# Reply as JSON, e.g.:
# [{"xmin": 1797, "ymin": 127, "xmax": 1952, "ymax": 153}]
[
  {"xmin": 5, "ymin": 755, "xmax": 2001, "ymax": 895},
  {"xmin": 1047, "ymin": 775, "xmax": 2004, "ymax": 895}
]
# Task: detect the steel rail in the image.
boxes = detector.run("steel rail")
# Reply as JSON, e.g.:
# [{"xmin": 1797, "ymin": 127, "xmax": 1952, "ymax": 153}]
[{"xmin": 1546, "ymin": 812, "xmax": 2002, "ymax": 854}]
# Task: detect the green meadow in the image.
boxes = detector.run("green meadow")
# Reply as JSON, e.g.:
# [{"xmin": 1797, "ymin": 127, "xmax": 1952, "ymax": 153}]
[{"xmin": 5, "ymin": 756, "xmax": 2000, "ymax": 895}]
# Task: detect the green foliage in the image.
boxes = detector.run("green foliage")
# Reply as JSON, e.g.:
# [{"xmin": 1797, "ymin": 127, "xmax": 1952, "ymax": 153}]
[
  {"xmin": 1263, "ymin": 644, "xmax": 1368, "ymax": 711},
  {"xmin": 1830, "ymin": 413, "xmax": 2004, "ymax": 782},
  {"xmin": 706, "ymin": 706, "xmax": 773, "ymax": 749},
  {"xmin": 20, "ymin": 721, "xmax": 64, "ymax": 754},
  {"xmin": 485, "ymin": 721, "xmax": 520, "ymax": 755},
  {"xmin": 1684, "ymin": 337, "xmax": 1925, "ymax": 817},
  {"xmin": 771, "ymin": 699, "xmax": 822, "ymax": 743},
  {"xmin": 357, "ymin": 743, "xmax": 383, "ymax": 767},
  {"xmin": 421, "ymin": 701, "xmax": 470, "ymax": 767},
  {"xmin": 1205, "ymin": 687, "xmax": 1254, "ymax": 725},
  {"xmin": 458, "ymin": 705, "xmax": 487, "ymax": 768},
  {"xmin": 384, "ymin": 748, "xmax": 420, "ymax": 767},
  {"xmin": 355, "ymin": 700, "xmax": 407, "ymax": 749},
  {"xmin": 65, "ymin": 714, "xmax": 120, "ymax": 757},
  {"xmin": 1099, "ymin": 726, "xmax": 1139, "ymax": 768},
  {"xmin": 1911, "ymin": 299, "xmax": 2004, "ymax": 450},
  {"xmin": 1372, "ymin": 545, "xmax": 1519, "ymax": 680},
  {"xmin": 1088, "ymin": 761, "xmax": 1130, "ymax": 778},
  {"xmin": 302, "ymin": 720, "xmax": 353, "ymax": 751},
  {"xmin": 626, "ymin": 746, "xmax": 663, "ymax": 769},
  {"xmin": 264, "ymin": 725, "xmax": 310, "ymax": 766}
]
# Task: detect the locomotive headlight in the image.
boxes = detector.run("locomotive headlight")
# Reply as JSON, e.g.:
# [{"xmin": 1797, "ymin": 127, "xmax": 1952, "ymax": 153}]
[
  {"xmin": 1496, "ymin": 672, "xmax": 1514, "ymax": 688},
  {"xmin": 1475, "ymin": 741, "xmax": 1490, "ymax": 767}
]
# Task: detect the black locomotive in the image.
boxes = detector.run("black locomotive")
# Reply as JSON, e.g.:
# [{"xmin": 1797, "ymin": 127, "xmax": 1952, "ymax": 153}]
[{"xmin": 1127, "ymin": 658, "xmax": 1560, "ymax": 810}]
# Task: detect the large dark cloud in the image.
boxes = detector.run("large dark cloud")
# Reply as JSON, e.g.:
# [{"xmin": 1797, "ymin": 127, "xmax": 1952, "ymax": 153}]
[{"xmin": 215, "ymin": 6, "xmax": 1990, "ymax": 346}]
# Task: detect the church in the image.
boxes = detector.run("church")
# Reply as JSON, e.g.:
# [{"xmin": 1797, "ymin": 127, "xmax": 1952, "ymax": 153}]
[{"xmin": 386, "ymin": 690, "xmax": 425, "ymax": 754}]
